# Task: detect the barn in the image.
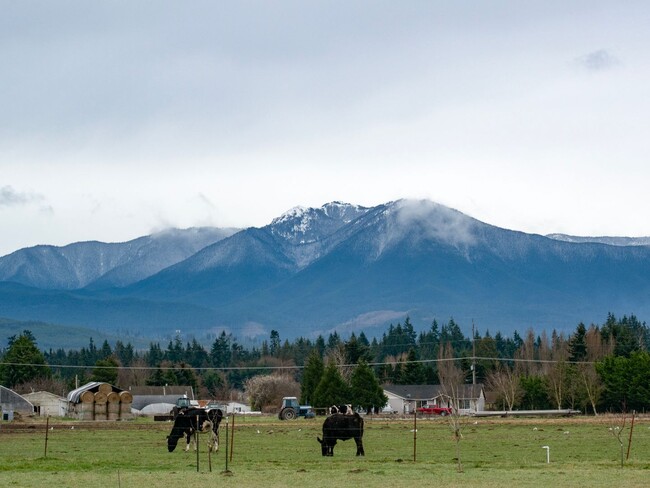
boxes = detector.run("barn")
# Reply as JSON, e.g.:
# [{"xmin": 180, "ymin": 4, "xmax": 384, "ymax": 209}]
[
  {"xmin": 23, "ymin": 391, "xmax": 68, "ymax": 417},
  {"xmin": 128, "ymin": 385, "xmax": 195, "ymax": 416},
  {"xmin": 0, "ymin": 385, "xmax": 34, "ymax": 420},
  {"xmin": 66, "ymin": 382, "xmax": 133, "ymax": 420}
]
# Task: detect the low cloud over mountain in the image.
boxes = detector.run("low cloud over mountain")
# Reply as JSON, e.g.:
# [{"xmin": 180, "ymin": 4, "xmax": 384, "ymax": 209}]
[{"xmin": 1, "ymin": 199, "xmax": 649, "ymax": 343}]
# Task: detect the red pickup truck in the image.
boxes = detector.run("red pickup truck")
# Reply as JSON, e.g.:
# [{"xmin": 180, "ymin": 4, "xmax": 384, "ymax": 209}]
[{"xmin": 416, "ymin": 406, "xmax": 452, "ymax": 416}]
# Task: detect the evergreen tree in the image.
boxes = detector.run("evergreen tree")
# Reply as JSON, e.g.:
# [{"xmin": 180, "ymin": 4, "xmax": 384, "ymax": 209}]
[
  {"xmin": 300, "ymin": 350, "xmax": 324, "ymax": 405},
  {"xmin": 269, "ymin": 330, "xmax": 281, "ymax": 357},
  {"xmin": 166, "ymin": 336, "xmax": 184, "ymax": 363},
  {"xmin": 569, "ymin": 323, "xmax": 588, "ymax": 362},
  {"xmin": 399, "ymin": 348, "xmax": 426, "ymax": 384},
  {"xmin": 344, "ymin": 333, "xmax": 372, "ymax": 364},
  {"xmin": 314, "ymin": 335, "xmax": 326, "ymax": 357},
  {"xmin": 403, "ymin": 316, "xmax": 417, "ymax": 346},
  {"xmin": 91, "ymin": 357, "xmax": 119, "ymax": 385},
  {"xmin": 0, "ymin": 330, "xmax": 51, "ymax": 388},
  {"xmin": 146, "ymin": 342, "xmax": 164, "ymax": 367},
  {"xmin": 350, "ymin": 360, "xmax": 388, "ymax": 412},
  {"xmin": 187, "ymin": 338, "xmax": 209, "ymax": 368},
  {"xmin": 327, "ymin": 332, "xmax": 341, "ymax": 351},
  {"xmin": 114, "ymin": 341, "xmax": 134, "ymax": 367},
  {"xmin": 203, "ymin": 371, "xmax": 225, "ymax": 397},
  {"xmin": 312, "ymin": 361, "xmax": 350, "ymax": 408},
  {"xmin": 99, "ymin": 340, "xmax": 113, "ymax": 360},
  {"xmin": 596, "ymin": 351, "xmax": 650, "ymax": 412}
]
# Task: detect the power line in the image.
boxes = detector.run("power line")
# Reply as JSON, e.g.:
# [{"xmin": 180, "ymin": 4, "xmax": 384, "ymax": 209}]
[{"xmin": 0, "ymin": 355, "xmax": 600, "ymax": 372}]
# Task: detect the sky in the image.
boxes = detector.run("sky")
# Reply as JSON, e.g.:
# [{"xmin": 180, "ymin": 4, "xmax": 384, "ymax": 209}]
[{"xmin": 2, "ymin": 1, "xmax": 650, "ymax": 257}]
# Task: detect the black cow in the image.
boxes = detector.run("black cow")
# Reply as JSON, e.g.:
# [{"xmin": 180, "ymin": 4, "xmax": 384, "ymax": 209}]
[
  {"xmin": 167, "ymin": 407, "xmax": 223, "ymax": 453},
  {"xmin": 317, "ymin": 412, "xmax": 364, "ymax": 456}
]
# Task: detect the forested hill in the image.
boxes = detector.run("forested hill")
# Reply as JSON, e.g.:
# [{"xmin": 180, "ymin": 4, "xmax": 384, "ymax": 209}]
[{"xmin": 2, "ymin": 312, "xmax": 648, "ymax": 414}]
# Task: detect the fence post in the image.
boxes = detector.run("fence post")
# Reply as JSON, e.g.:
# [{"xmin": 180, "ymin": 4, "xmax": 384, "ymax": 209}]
[
  {"xmin": 195, "ymin": 414, "xmax": 200, "ymax": 472},
  {"xmin": 44, "ymin": 416, "xmax": 50, "ymax": 458}
]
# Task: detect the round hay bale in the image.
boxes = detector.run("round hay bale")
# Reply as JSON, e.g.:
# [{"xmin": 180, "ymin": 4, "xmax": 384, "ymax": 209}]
[
  {"xmin": 98, "ymin": 383, "xmax": 112, "ymax": 394},
  {"xmin": 108, "ymin": 401, "xmax": 120, "ymax": 420},
  {"xmin": 119, "ymin": 391, "xmax": 133, "ymax": 403},
  {"xmin": 94, "ymin": 391, "xmax": 108, "ymax": 404},
  {"xmin": 80, "ymin": 390, "xmax": 95, "ymax": 403},
  {"xmin": 107, "ymin": 391, "xmax": 120, "ymax": 403},
  {"xmin": 94, "ymin": 399, "xmax": 107, "ymax": 419},
  {"xmin": 80, "ymin": 401, "xmax": 94, "ymax": 420}
]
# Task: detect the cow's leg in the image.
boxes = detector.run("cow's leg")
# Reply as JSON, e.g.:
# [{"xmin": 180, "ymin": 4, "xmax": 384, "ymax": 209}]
[
  {"xmin": 184, "ymin": 430, "xmax": 194, "ymax": 452},
  {"xmin": 208, "ymin": 431, "xmax": 219, "ymax": 452},
  {"xmin": 354, "ymin": 437, "xmax": 365, "ymax": 456}
]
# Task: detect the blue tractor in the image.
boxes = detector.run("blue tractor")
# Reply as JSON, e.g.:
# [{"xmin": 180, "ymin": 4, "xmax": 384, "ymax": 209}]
[{"xmin": 278, "ymin": 396, "xmax": 315, "ymax": 420}]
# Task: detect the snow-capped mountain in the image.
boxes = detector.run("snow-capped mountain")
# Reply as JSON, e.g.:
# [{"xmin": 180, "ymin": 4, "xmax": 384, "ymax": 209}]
[
  {"xmin": 1, "ymin": 199, "xmax": 649, "ymax": 343},
  {"xmin": 0, "ymin": 227, "xmax": 239, "ymax": 289}
]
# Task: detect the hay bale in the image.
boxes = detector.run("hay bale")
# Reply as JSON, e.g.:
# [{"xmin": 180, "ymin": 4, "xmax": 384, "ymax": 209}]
[
  {"xmin": 108, "ymin": 401, "xmax": 120, "ymax": 420},
  {"xmin": 107, "ymin": 391, "xmax": 120, "ymax": 404},
  {"xmin": 80, "ymin": 390, "xmax": 94, "ymax": 403},
  {"xmin": 80, "ymin": 401, "xmax": 94, "ymax": 420},
  {"xmin": 94, "ymin": 401, "xmax": 107, "ymax": 420},
  {"xmin": 94, "ymin": 391, "xmax": 108, "ymax": 404},
  {"xmin": 98, "ymin": 383, "xmax": 112, "ymax": 395},
  {"xmin": 119, "ymin": 391, "xmax": 133, "ymax": 403}
]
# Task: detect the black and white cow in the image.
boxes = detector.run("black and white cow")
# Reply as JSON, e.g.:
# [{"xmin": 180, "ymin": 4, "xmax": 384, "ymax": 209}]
[
  {"xmin": 317, "ymin": 412, "xmax": 364, "ymax": 456},
  {"xmin": 167, "ymin": 407, "xmax": 223, "ymax": 453},
  {"xmin": 328, "ymin": 404, "xmax": 353, "ymax": 415}
]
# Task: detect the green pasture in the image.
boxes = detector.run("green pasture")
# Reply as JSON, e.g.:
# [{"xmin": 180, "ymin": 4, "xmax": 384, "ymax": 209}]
[{"xmin": 1, "ymin": 415, "xmax": 649, "ymax": 487}]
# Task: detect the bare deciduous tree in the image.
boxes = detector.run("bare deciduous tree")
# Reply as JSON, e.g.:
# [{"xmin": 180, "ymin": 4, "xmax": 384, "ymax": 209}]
[
  {"xmin": 579, "ymin": 325, "xmax": 607, "ymax": 414},
  {"xmin": 486, "ymin": 365, "xmax": 521, "ymax": 411},
  {"xmin": 437, "ymin": 342, "xmax": 467, "ymax": 473},
  {"xmin": 116, "ymin": 358, "xmax": 150, "ymax": 389},
  {"xmin": 244, "ymin": 373, "xmax": 300, "ymax": 412},
  {"xmin": 326, "ymin": 344, "xmax": 354, "ymax": 382},
  {"xmin": 604, "ymin": 413, "xmax": 629, "ymax": 467},
  {"xmin": 545, "ymin": 332, "xmax": 569, "ymax": 409}
]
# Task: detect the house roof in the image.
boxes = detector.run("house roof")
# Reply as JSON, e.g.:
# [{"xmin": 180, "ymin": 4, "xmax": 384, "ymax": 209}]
[
  {"xmin": 383, "ymin": 384, "xmax": 443, "ymax": 400},
  {"xmin": 128, "ymin": 385, "xmax": 193, "ymax": 397},
  {"xmin": 66, "ymin": 382, "xmax": 124, "ymax": 403},
  {"xmin": 23, "ymin": 391, "xmax": 66, "ymax": 402},
  {"xmin": 383, "ymin": 384, "xmax": 484, "ymax": 400}
]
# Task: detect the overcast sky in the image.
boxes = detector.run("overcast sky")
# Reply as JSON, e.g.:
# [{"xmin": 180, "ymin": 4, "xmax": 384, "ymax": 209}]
[{"xmin": 2, "ymin": 1, "xmax": 649, "ymax": 256}]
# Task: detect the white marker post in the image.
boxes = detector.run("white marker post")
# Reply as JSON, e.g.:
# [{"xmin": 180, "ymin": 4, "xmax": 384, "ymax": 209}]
[{"xmin": 542, "ymin": 445, "xmax": 550, "ymax": 463}]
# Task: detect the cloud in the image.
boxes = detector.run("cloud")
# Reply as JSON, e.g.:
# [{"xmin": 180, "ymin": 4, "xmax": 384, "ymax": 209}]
[
  {"xmin": 0, "ymin": 185, "xmax": 44, "ymax": 207},
  {"xmin": 575, "ymin": 49, "xmax": 620, "ymax": 71},
  {"xmin": 390, "ymin": 199, "xmax": 477, "ymax": 248},
  {"xmin": 327, "ymin": 310, "xmax": 408, "ymax": 336}
]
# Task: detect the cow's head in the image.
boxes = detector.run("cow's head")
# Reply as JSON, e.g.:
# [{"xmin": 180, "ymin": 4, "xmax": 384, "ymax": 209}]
[
  {"xmin": 207, "ymin": 408, "xmax": 224, "ymax": 427},
  {"xmin": 317, "ymin": 437, "xmax": 335, "ymax": 456},
  {"xmin": 167, "ymin": 433, "xmax": 181, "ymax": 452}
]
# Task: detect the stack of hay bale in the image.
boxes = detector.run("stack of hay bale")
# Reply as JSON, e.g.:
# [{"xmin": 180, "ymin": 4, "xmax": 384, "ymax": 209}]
[{"xmin": 68, "ymin": 382, "xmax": 133, "ymax": 420}]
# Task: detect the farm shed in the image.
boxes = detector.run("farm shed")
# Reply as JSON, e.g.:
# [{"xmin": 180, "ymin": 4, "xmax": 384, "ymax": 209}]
[
  {"xmin": 0, "ymin": 385, "xmax": 34, "ymax": 419},
  {"xmin": 128, "ymin": 385, "xmax": 195, "ymax": 412},
  {"xmin": 383, "ymin": 384, "xmax": 486, "ymax": 415},
  {"xmin": 22, "ymin": 391, "xmax": 67, "ymax": 417},
  {"xmin": 223, "ymin": 401, "xmax": 253, "ymax": 414},
  {"xmin": 67, "ymin": 382, "xmax": 133, "ymax": 420}
]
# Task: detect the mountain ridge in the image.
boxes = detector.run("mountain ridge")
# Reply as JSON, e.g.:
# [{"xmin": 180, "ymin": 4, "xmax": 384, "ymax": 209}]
[{"xmin": 1, "ymin": 199, "xmax": 648, "ymax": 343}]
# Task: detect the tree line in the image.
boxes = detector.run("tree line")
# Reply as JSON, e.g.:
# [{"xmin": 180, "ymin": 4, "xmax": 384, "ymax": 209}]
[{"xmin": 1, "ymin": 313, "xmax": 649, "ymax": 413}]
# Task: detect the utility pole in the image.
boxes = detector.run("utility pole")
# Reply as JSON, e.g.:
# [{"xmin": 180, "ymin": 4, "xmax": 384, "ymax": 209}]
[{"xmin": 472, "ymin": 320, "xmax": 476, "ymax": 385}]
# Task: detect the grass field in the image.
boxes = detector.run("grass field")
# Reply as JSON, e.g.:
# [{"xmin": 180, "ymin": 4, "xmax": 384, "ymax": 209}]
[{"xmin": 1, "ymin": 414, "xmax": 649, "ymax": 487}]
